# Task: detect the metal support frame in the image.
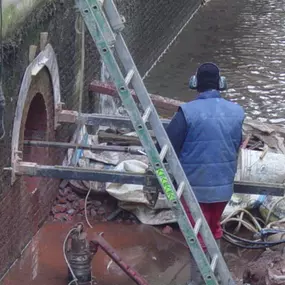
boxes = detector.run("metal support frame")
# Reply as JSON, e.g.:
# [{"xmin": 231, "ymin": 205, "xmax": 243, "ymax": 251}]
[
  {"xmin": 9, "ymin": 97, "xmax": 285, "ymax": 198},
  {"xmin": 234, "ymin": 181, "xmax": 285, "ymax": 196},
  {"xmin": 6, "ymin": 161, "xmax": 285, "ymax": 197},
  {"xmin": 23, "ymin": 140, "xmax": 145, "ymax": 155},
  {"xmin": 9, "ymin": 161, "xmax": 159, "ymax": 186}
]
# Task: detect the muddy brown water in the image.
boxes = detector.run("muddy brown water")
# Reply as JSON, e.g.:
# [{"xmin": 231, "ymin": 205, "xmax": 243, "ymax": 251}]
[
  {"xmin": 2, "ymin": 222, "xmax": 191, "ymax": 285},
  {"xmin": 145, "ymin": 0, "xmax": 285, "ymax": 124},
  {"xmin": 2, "ymin": 221, "xmax": 261, "ymax": 285}
]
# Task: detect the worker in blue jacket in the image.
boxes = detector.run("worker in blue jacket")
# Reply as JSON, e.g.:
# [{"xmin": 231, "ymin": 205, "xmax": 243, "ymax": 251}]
[{"xmin": 165, "ymin": 62, "xmax": 245, "ymax": 284}]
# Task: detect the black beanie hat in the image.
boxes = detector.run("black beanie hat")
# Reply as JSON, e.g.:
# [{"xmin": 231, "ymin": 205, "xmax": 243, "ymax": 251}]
[{"xmin": 196, "ymin": 63, "xmax": 220, "ymax": 92}]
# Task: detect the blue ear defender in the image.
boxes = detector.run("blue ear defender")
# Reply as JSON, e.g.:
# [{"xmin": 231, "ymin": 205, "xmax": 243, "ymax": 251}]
[
  {"xmin": 219, "ymin": 76, "xmax": 227, "ymax": 91},
  {"xmin": 188, "ymin": 75, "xmax": 228, "ymax": 91},
  {"xmin": 189, "ymin": 75, "xmax": 198, "ymax": 90}
]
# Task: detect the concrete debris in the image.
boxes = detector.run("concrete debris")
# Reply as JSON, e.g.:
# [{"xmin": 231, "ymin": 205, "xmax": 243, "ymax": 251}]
[
  {"xmin": 162, "ymin": 225, "xmax": 173, "ymax": 235},
  {"xmin": 52, "ymin": 204, "xmax": 68, "ymax": 214},
  {"xmin": 243, "ymin": 119, "xmax": 285, "ymax": 154},
  {"xmin": 53, "ymin": 213, "xmax": 72, "ymax": 222},
  {"xmin": 243, "ymin": 250, "xmax": 285, "ymax": 285}
]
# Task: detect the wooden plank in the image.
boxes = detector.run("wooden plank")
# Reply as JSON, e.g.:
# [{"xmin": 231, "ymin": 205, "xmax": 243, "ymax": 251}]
[
  {"xmin": 89, "ymin": 80, "xmax": 182, "ymax": 118},
  {"xmin": 57, "ymin": 111, "xmax": 171, "ymax": 129},
  {"xmin": 98, "ymin": 130, "xmax": 156, "ymax": 146}
]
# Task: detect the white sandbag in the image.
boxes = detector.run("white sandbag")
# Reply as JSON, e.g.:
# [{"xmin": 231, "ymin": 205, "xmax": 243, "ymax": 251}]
[
  {"xmin": 106, "ymin": 160, "xmax": 150, "ymax": 204},
  {"xmin": 106, "ymin": 159, "xmax": 176, "ymax": 225}
]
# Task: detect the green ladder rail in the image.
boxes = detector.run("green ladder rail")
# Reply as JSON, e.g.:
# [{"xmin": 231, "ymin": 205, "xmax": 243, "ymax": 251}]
[{"xmin": 76, "ymin": 1, "xmax": 235, "ymax": 284}]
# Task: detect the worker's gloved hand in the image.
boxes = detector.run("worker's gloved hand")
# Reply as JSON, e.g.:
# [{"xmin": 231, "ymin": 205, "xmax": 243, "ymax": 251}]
[{"xmin": 0, "ymin": 84, "xmax": 5, "ymax": 140}]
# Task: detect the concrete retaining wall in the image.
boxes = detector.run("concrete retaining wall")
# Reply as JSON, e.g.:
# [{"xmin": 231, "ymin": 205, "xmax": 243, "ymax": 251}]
[{"xmin": 0, "ymin": 0, "xmax": 200, "ymax": 278}]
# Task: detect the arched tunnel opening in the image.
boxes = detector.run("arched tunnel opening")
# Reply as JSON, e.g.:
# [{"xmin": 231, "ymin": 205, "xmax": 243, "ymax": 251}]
[{"xmin": 22, "ymin": 93, "xmax": 48, "ymax": 193}]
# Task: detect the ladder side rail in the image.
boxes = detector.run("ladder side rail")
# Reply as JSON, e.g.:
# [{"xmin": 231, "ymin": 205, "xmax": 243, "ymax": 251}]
[
  {"xmin": 77, "ymin": 1, "xmax": 218, "ymax": 283},
  {"xmin": 77, "ymin": 0, "xmax": 234, "ymax": 284}
]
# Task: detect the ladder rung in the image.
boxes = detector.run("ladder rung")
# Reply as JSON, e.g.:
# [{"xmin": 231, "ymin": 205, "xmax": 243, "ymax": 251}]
[
  {"xmin": 159, "ymin": 145, "xmax": 168, "ymax": 161},
  {"xmin": 142, "ymin": 106, "xmax": 152, "ymax": 123},
  {"xmin": 210, "ymin": 254, "xmax": 218, "ymax": 271},
  {"xmin": 177, "ymin": 181, "xmax": 185, "ymax": 198},
  {"xmin": 194, "ymin": 218, "xmax": 202, "ymax": 235},
  {"xmin": 125, "ymin": 69, "xmax": 134, "ymax": 85}
]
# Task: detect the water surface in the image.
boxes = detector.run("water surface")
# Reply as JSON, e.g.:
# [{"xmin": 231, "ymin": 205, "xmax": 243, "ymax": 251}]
[{"xmin": 145, "ymin": 0, "xmax": 285, "ymax": 123}]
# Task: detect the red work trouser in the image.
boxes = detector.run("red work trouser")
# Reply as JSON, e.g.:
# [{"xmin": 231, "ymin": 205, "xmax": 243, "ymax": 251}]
[{"xmin": 182, "ymin": 199, "xmax": 227, "ymax": 252}]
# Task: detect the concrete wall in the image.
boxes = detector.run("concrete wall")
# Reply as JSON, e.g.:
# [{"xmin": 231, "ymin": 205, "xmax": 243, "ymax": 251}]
[{"xmin": 0, "ymin": 0, "xmax": 200, "ymax": 278}]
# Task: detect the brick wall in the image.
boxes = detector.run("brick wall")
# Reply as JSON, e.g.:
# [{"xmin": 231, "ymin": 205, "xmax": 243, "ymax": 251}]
[{"xmin": 0, "ymin": 0, "xmax": 200, "ymax": 279}]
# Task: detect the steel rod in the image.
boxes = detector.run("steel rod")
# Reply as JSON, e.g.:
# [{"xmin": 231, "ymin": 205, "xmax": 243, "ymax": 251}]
[
  {"xmin": 23, "ymin": 140, "xmax": 144, "ymax": 154},
  {"xmin": 11, "ymin": 162, "xmax": 159, "ymax": 186},
  {"xmin": 5, "ymin": 161, "xmax": 285, "ymax": 196},
  {"xmin": 234, "ymin": 180, "xmax": 285, "ymax": 196},
  {"xmin": 91, "ymin": 235, "xmax": 151, "ymax": 285}
]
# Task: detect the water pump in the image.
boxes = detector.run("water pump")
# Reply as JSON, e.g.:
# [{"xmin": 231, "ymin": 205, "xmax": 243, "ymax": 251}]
[
  {"xmin": 64, "ymin": 223, "xmax": 151, "ymax": 285},
  {"xmin": 65, "ymin": 224, "xmax": 97, "ymax": 285}
]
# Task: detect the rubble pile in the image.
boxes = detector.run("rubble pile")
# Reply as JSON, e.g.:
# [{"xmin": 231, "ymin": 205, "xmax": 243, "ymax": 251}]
[{"xmin": 49, "ymin": 183, "xmax": 138, "ymax": 224}]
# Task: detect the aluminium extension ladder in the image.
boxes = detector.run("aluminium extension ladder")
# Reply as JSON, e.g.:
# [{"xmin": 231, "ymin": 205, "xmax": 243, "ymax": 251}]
[{"xmin": 76, "ymin": 1, "xmax": 235, "ymax": 284}]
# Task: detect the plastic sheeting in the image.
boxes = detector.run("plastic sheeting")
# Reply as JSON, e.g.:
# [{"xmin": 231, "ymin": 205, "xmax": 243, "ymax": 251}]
[
  {"xmin": 106, "ymin": 160, "xmax": 176, "ymax": 225},
  {"xmin": 63, "ymin": 126, "xmax": 176, "ymax": 224}
]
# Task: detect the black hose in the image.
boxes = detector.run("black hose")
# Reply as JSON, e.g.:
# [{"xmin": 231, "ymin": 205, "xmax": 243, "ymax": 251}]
[
  {"xmin": 222, "ymin": 235, "xmax": 270, "ymax": 249},
  {"xmin": 225, "ymin": 229, "xmax": 285, "ymax": 245},
  {"xmin": 223, "ymin": 228, "xmax": 285, "ymax": 249}
]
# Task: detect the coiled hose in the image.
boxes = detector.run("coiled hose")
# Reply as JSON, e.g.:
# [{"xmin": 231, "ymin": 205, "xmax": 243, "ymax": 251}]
[{"xmin": 221, "ymin": 198, "xmax": 285, "ymax": 249}]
